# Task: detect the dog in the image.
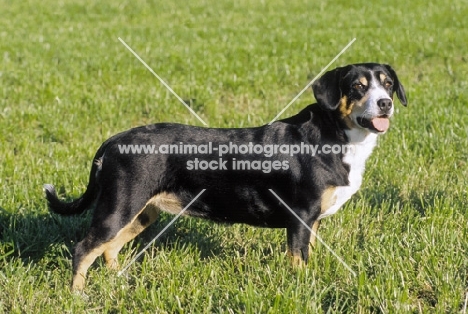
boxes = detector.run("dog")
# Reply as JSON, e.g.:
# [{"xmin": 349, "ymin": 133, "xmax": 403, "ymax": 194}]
[{"xmin": 44, "ymin": 63, "xmax": 407, "ymax": 290}]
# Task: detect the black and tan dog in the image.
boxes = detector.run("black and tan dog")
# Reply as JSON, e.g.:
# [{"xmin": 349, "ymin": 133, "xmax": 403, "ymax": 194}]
[{"xmin": 44, "ymin": 63, "xmax": 407, "ymax": 290}]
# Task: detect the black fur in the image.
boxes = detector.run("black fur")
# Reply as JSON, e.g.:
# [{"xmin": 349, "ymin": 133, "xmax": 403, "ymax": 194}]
[{"xmin": 44, "ymin": 63, "xmax": 407, "ymax": 289}]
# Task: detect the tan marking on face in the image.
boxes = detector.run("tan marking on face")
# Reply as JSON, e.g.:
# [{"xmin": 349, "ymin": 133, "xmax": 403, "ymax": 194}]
[
  {"xmin": 379, "ymin": 73, "xmax": 387, "ymax": 83},
  {"xmin": 339, "ymin": 96, "xmax": 354, "ymax": 117},
  {"xmin": 359, "ymin": 76, "xmax": 368, "ymax": 86},
  {"xmin": 321, "ymin": 187, "xmax": 338, "ymax": 214}
]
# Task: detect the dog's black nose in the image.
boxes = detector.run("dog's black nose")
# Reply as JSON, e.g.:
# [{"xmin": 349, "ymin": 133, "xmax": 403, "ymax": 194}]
[{"xmin": 377, "ymin": 98, "xmax": 393, "ymax": 113}]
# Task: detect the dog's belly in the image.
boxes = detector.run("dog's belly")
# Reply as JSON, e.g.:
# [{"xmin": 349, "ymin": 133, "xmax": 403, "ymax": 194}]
[
  {"xmin": 185, "ymin": 196, "xmax": 290, "ymax": 228},
  {"xmin": 143, "ymin": 186, "xmax": 291, "ymax": 228}
]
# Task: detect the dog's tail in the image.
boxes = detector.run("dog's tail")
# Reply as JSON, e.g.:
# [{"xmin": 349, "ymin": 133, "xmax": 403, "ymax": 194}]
[{"xmin": 44, "ymin": 152, "xmax": 104, "ymax": 216}]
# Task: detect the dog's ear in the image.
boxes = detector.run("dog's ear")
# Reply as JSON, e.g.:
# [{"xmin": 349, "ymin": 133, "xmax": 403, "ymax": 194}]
[
  {"xmin": 312, "ymin": 67, "xmax": 345, "ymax": 110},
  {"xmin": 384, "ymin": 64, "xmax": 407, "ymax": 106}
]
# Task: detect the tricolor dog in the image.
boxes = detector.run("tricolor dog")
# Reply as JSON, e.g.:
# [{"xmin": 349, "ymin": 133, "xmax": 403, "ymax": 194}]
[{"xmin": 44, "ymin": 63, "xmax": 407, "ymax": 290}]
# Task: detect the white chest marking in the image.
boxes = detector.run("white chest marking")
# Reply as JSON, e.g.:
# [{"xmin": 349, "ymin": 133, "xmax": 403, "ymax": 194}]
[{"xmin": 318, "ymin": 130, "xmax": 378, "ymax": 220}]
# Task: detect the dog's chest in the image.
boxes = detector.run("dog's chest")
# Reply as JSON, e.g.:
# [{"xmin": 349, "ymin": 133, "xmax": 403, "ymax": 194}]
[{"xmin": 318, "ymin": 131, "xmax": 378, "ymax": 220}]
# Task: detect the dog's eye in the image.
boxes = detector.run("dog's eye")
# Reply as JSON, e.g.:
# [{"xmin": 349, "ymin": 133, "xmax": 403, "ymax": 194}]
[
  {"xmin": 353, "ymin": 83, "xmax": 365, "ymax": 90},
  {"xmin": 384, "ymin": 81, "xmax": 393, "ymax": 88}
]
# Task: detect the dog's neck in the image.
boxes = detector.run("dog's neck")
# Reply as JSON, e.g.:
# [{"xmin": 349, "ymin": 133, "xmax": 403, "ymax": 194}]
[
  {"xmin": 343, "ymin": 128, "xmax": 378, "ymax": 174},
  {"xmin": 344, "ymin": 128, "xmax": 378, "ymax": 145},
  {"xmin": 317, "ymin": 128, "xmax": 379, "ymax": 220}
]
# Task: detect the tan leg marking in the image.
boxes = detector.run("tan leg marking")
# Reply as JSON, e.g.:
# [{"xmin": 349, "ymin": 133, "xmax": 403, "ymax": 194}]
[
  {"xmin": 71, "ymin": 193, "xmax": 180, "ymax": 290},
  {"xmin": 309, "ymin": 220, "xmax": 321, "ymax": 250},
  {"xmin": 285, "ymin": 188, "xmax": 337, "ymax": 264},
  {"xmin": 72, "ymin": 245, "xmax": 108, "ymax": 291},
  {"xmin": 102, "ymin": 192, "xmax": 181, "ymax": 269},
  {"xmin": 102, "ymin": 202, "xmax": 163, "ymax": 270},
  {"xmin": 146, "ymin": 192, "xmax": 183, "ymax": 215},
  {"xmin": 287, "ymin": 250, "xmax": 306, "ymax": 267},
  {"xmin": 305, "ymin": 187, "xmax": 339, "ymax": 257}
]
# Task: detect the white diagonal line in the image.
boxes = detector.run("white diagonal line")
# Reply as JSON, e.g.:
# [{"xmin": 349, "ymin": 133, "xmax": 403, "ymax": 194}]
[
  {"xmin": 118, "ymin": 37, "xmax": 208, "ymax": 126},
  {"xmin": 268, "ymin": 38, "xmax": 356, "ymax": 125},
  {"xmin": 268, "ymin": 189, "xmax": 357, "ymax": 277},
  {"xmin": 118, "ymin": 189, "xmax": 206, "ymax": 276}
]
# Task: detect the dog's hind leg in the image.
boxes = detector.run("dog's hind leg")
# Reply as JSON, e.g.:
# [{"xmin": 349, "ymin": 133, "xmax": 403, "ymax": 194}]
[
  {"xmin": 101, "ymin": 192, "xmax": 183, "ymax": 269},
  {"xmin": 71, "ymin": 223, "xmax": 113, "ymax": 290},
  {"xmin": 102, "ymin": 203, "xmax": 161, "ymax": 270},
  {"xmin": 70, "ymin": 189, "xmax": 160, "ymax": 291}
]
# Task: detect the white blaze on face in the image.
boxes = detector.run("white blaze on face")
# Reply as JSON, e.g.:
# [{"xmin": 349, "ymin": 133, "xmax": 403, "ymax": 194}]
[
  {"xmin": 366, "ymin": 74, "xmax": 394, "ymax": 116},
  {"xmin": 348, "ymin": 71, "xmax": 394, "ymax": 133}
]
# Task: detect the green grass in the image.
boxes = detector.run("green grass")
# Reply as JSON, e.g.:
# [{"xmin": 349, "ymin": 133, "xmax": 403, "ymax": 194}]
[{"xmin": 1, "ymin": 0, "xmax": 467, "ymax": 312}]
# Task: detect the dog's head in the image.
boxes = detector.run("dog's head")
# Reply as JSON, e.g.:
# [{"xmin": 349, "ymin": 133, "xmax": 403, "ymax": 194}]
[{"xmin": 312, "ymin": 63, "xmax": 407, "ymax": 133}]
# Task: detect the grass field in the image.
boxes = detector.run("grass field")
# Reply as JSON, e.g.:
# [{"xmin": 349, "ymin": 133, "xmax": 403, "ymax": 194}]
[{"xmin": 1, "ymin": 0, "xmax": 467, "ymax": 312}]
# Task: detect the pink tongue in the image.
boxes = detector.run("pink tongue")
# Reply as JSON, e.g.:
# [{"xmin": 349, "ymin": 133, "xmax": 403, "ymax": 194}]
[{"xmin": 371, "ymin": 118, "xmax": 390, "ymax": 132}]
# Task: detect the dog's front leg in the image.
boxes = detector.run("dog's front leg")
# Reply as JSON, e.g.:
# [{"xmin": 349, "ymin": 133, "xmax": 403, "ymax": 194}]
[
  {"xmin": 309, "ymin": 220, "xmax": 320, "ymax": 248},
  {"xmin": 286, "ymin": 220, "xmax": 315, "ymax": 267}
]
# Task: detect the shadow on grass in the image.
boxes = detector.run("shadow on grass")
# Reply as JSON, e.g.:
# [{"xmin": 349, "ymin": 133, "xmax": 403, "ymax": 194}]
[
  {"xmin": 0, "ymin": 205, "xmax": 91, "ymax": 264},
  {"xmin": 0, "ymin": 185, "xmax": 448, "ymax": 266},
  {"xmin": 1, "ymin": 184, "xmax": 453, "ymax": 291},
  {"xmin": 0, "ymin": 204, "xmax": 223, "ymax": 267},
  {"xmin": 137, "ymin": 213, "xmax": 225, "ymax": 260}
]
